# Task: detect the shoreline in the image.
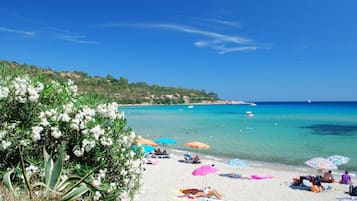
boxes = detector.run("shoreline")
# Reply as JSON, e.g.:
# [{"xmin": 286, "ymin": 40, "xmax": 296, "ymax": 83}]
[{"xmin": 140, "ymin": 148, "xmax": 356, "ymax": 201}]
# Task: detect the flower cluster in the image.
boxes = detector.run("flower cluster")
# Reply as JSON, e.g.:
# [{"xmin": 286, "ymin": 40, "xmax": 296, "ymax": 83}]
[{"xmin": 0, "ymin": 73, "xmax": 144, "ymax": 200}]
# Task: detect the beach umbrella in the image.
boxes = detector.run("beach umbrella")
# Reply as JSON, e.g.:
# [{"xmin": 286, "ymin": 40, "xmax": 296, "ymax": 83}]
[
  {"xmin": 227, "ymin": 158, "xmax": 249, "ymax": 168},
  {"xmin": 327, "ymin": 155, "xmax": 350, "ymax": 166},
  {"xmin": 192, "ymin": 164, "xmax": 218, "ymax": 176},
  {"xmin": 132, "ymin": 145, "xmax": 155, "ymax": 154},
  {"xmin": 192, "ymin": 164, "xmax": 218, "ymax": 189},
  {"xmin": 185, "ymin": 141, "xmax": 210, "ymax": 149},
  {"xmin": 304, "ymin": 157, "xmax": 338, "ymax": 170},
  {"xmin": 155, "ymin": 138, "xmax": 176, "ymax": 145},
  {"xmin": 139, "ymin": 138, "xmax": 158, "ymax": 147},
  {"xmin": 185, "ymin": 141, "xmax": 209, "ymax": 157}
]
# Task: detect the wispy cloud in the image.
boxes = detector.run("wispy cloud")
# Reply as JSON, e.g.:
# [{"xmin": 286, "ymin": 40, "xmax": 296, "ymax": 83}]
[
  {"xmin": 0, "ymin": 26, "xmax": 36, "ymax": 37},
  {"xmin": 50, "ymin": 27, "xmax": 100, "ymax": 45},
  {"xmin": 103, "ymin": 23, "xmax": 265, "ymax": 54},
  {"xmin": 211, "ymin": 19, "xmax": 240, "ymax": 27},
  {"xmin": 56, "ymin": 34, "xmax": 100, "ymax": 44}
]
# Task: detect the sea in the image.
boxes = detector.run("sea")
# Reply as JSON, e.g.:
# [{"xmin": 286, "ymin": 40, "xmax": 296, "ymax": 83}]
[{"xmin": 120, "ymin": 102, "xmax": 357, "ymax": 171}]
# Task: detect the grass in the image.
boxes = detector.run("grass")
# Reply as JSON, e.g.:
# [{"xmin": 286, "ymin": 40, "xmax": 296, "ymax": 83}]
[{"xmin": 0, "ymin": 182, "xmax": 30, "ymax": 201}]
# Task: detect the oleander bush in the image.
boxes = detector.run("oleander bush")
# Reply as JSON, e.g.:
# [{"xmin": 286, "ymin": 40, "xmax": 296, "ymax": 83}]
[{"xmin": 0, "ymin": 68, "xmax": 145, "ymax": 200}]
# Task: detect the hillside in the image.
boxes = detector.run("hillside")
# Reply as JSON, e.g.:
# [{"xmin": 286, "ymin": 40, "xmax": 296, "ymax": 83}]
[{"xmin": 0, "ymin": 60, "xmax": 219, "ymax": 104}]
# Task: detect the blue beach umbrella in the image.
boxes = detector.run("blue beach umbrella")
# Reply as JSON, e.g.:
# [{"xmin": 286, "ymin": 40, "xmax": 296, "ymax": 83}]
[
  {"xmin": 155, "ymin": 138, "xmax": 176, "ymax": 150},
  {"xmin": 327, "ymin": 155, "xmax": 350, "ymax": 166},
  {"xmin": 154, "ymin": 138, "xmax": 176, "ymax": 145},
  {"xmin": 227, "ymin": 158, "xmax": 249, "ymax": 168},
  {"xmin": 132, "ymin": 145, "xmax": 155, "ymax": 154}
]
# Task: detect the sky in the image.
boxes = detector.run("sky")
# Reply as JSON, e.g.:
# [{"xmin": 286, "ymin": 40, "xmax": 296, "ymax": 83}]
[{"xmin": 1, "ymin": 0, "xmax": 356, "ymax": 101}]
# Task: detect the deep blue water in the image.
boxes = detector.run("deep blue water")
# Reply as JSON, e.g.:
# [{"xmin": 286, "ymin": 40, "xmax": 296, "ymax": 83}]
[{"xmin": 121, "ymin": 102, "xmax": 357, "ymax": 171}]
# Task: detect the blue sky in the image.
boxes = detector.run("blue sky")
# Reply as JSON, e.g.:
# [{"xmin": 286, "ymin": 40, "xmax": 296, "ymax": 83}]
[{"xmin": 1, "ymin": 0, "xmax": 356, "ymax": 101}]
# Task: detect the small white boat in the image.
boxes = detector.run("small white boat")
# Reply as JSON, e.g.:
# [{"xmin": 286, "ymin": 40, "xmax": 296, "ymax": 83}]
[
  {"xmin": 246, "ymin": 111, "xmax": 254, "ymax": 117},
  {"xmin": 187, "ymin": 105, "xmax": 194, "ymax": 109},
  {"xmin": 250, "ymin": 103, "xmax": 257, "ymax": 106},
  {"xmin": 307, "ymin": 99, "xmax": 312, "ymax": 104}
]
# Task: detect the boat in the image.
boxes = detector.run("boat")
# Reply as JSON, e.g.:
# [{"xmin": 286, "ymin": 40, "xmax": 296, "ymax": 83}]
[
  {"xmin": 246, "ymin": 111, "xmax": 254, "ymax": 117},
  {"xmin": 250, "ymin": 103, "xmax": 257, "ymax": 106},
  {"xmin": 187, "ymin": 105, "xmax": 194, "ymax": 109},
  {"xmin": 307, "ymin": 99, "xmax": 312, "ymax": 104}
]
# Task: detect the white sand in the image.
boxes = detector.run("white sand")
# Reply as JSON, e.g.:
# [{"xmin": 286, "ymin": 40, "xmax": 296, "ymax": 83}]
[{"xmin": 139, "ymin": 149, "xmax": 356, "ymax": 201}]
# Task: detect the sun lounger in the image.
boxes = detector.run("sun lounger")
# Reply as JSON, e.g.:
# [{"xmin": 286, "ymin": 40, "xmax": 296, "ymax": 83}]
[
  {"xmin": 151, "ymin": 153, "xmax": 171, "ymax": 158},
  {"xmin": 179, "ymin": 153, "xmax": 201, "ymax": 163}
]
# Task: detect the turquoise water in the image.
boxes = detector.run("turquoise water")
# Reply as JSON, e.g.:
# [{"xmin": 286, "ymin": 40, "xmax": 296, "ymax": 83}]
[{"xmin": 121, "ymin": 102, "xmax": 357, "ymax": 171}]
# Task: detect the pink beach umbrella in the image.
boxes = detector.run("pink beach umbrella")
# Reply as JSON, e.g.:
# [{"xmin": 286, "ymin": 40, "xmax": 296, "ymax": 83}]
[
  {"xmin": 192, "ymin": 165, "xmax": 218, "ymax": 189},
  {"xmin": 192, "ymin": 164, "xmax": 218, "ymax": 176}
]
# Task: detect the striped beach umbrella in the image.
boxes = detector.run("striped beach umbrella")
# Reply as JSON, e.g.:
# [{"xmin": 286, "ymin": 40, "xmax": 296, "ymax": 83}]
[
  {"xmin": 227, "ymin": 158, "xmax": 249, "ymax": 168},
  {"xmin": 327, "ymin": 155, "xmax": 350, "ymax": 166},
  {"xmin": 304, "ymin": 157, "xmax": 338, "ymax": 170}
]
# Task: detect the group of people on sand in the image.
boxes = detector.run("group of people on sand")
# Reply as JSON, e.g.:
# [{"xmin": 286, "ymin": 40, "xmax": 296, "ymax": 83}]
[
  {"xmin": 154, "ymin": 148, "xmax": 167, "ymax": 155},
  {"xmin": 321, "ymin": 170, "xmax": 352, "ymax": 184},
  {"xmin": 294, "ymin": 170, "xmax": 352, "ymax": 192}
]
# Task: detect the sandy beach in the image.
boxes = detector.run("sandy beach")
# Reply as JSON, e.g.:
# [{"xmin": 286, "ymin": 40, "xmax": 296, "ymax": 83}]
[{"xmin": 139, "ymin": 149, "xmax": 356, "ymax": 201}]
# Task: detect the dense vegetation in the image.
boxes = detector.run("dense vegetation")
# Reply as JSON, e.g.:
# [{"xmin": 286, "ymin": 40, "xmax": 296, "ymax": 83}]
[
  {"xmin": 0, "ymin": 64, "xmax": 144, "ymax": 200},
  {"xmin": 0, "ymin": 60, "xmax": 219, "ymax": 104}
]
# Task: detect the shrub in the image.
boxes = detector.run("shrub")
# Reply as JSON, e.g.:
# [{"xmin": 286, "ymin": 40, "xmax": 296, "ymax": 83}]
[{"xmin": 0, "ymin": 71, "xmax": 144, "ymax": 200}]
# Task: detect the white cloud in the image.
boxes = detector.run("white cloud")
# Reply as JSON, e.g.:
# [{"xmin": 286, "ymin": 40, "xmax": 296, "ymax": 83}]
[
  {"xmin": 57, "ymin": 34, "xmax": 100, "ymax": 45},
  {"xmin": 104, "ymin": 23, "xmax": 266, "ymax": 54},
  {"xmin": 209, "ymin": 19, "xmax": 241, "ymax": 27},
  {"xmin": 0, "ymin": 26, "xmax": 36, "ymax": 36},
  {"xmin": 49, "ymin": 27, "xmax": 100, "ymax": 45},
  {"xmin": 213, "ymin": 45, "xmax": 257, "ymax": 54}
]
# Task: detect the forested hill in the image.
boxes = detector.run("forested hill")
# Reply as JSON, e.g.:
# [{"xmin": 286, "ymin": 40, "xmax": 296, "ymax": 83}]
[{"xmin": 0, "ymin": 60, "xmax": 219, "ymax": 104}]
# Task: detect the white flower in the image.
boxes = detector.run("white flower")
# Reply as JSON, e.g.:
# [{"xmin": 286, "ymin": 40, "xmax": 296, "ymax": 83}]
[
  {"xmin": 40, "ymin": 117, "xmax": 50, "ymax": 127},
  {"xmin": 0, "ymin": 131, "xmax": 6, "ymax": 140},
  {"xmin": 31, "ymin": 126, "xmax": 43, "ymax": 141},
  {"xmin": 58, "ymin": 113, "xmax": 71, "ymax": 122},
  {"xmin": 1, "ymin": 141, "xmax": 11, "ymax": 150},
  {"xmin": 73, "ymin": 148, "xmax": 84, "ymax": 157},
  {"xmin": 0, "ymin": 86, "xmax": 9, "ymax": 99},
  {"xmin": 93, "ymin": 191, "xmax": 102, "ymax": 201},
  {"xmin": 99, "ymin": 168, "xmax": 107, "ymax": 179},
  {"xmin": 92, "ymin": 177, "xmax": 101, "ymax": 187},
  {"xmin": 100, "ymin": 137, "xmax": 113, "ymax": 146},
  {"xmin": 90, "ymin": 125, "xmax": 104, "ymax": 140},
  {"xmin": 51, "ymin": 127, "xmax": 62, "ymax": 139},
  {"xmin": 82, "ymin": 139, "xmax": 95, "ymax": 152},
  {"xmin": 25, "ymin": 164, "xmax": 39, "ymax": 177}
]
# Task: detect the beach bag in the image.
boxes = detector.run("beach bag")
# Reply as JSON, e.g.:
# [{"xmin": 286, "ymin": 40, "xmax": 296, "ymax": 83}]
[
  {"xmin": 350, "ymin": 185, "xmax": 357, "ymax": 196},
  {"xmin": 311, "ymin": 185, "xmax": 321, "ymax": 193}
]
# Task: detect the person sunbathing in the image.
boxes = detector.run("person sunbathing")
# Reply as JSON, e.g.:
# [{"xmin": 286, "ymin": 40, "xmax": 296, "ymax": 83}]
[
  {"xmin": 180, "ymin": 188, "xmax": 223, "ymax": 199},
  {"xmin": 193, "ymin": 188, "xmax": 223, "ymax": 199}
]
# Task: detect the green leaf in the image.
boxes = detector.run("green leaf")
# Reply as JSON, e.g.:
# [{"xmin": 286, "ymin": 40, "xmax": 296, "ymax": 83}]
[
  {"xmin": 49, "ymin": 146, "xmax": 65, "ymax": 190},
  {"xmin": 3, "ymin": 169, "xmax": 16, "ymax": 196},
  {"xmin": 44, "ymin": 148, "xmax": 54, "ymax": 192},
  {"xmin": 62, "ymin": 185, "xmax": 89, "ymax": 201}
]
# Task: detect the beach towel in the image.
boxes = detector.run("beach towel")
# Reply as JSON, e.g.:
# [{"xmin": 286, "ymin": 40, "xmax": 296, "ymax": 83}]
[
  {"xmin": 336, "ymin": 197, "xmax": 357, "ymax": 201},
  {"xmin": 250, "ymin": 174, "xmax": 274, "ymax": 180}
]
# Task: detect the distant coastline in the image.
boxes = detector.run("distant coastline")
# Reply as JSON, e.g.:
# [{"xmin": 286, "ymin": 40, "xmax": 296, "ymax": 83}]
[{"xmin": 118, "ymin": 100, "xmax": 253, "ymax": 106}]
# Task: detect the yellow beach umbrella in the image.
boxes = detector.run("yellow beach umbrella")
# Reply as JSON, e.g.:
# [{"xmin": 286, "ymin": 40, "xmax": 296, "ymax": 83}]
[
  {"xmin": 185, "ymin": 141, "xmax": 209, "ymax": 149},
  {"xmin": 185, "ymin": 141, "xmax": 209, "ymax": 157},
  {"xmin": 139, "ymin": 138, "xmax": 158, "ymax": 147}
]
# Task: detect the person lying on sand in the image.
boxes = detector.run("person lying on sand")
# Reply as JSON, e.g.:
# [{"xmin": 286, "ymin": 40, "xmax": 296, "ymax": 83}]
[{"xmin": 180, "ymin": 188, "xmax": 224, "ymax": 199}]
